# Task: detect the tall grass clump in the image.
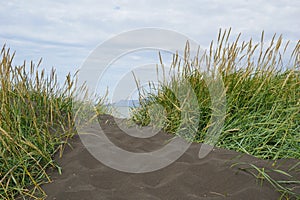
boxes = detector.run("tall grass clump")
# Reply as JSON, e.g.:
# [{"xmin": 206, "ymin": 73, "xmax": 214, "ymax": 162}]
[
  {"xmin": 0, "ymin": 45, "xmax": 81, "ymax": 199},
  {"xmin": 132, "ymin": 29, "xmax": 300, "ymax": 160},
  {"xmin": 132, "ymin": 29, "xmax": 299, "ymax": 199}
]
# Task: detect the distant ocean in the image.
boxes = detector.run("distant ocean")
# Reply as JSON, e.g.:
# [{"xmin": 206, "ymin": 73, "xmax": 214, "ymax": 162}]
[
  {"xmin": 112, "ymin": 106, "xmax": 133, "ymax": 118},
  {"xmin": 106, "ymin": 99, "xmax": 140, "ymax": 118}
]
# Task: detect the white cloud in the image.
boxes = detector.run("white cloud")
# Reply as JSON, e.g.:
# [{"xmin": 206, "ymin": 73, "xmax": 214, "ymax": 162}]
[
  {"xmin": 0, "ymin": 0, "xmax": 299, "ymax": 98},
  {"xmin": 2, "ymin": 0, "xmax": 299, "ymax": 47}
]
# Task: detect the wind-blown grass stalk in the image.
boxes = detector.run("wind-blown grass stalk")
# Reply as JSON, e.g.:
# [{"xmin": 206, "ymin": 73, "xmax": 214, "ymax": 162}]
[{"xmin": 232, "ymin": 162, "xmax": 300, "ymax": 199}]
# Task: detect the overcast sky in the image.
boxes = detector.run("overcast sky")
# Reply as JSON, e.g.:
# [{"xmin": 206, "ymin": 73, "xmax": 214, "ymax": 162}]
[{"xmin": 1, "ymin": 0, "xmax": 299, "ymax": 101}]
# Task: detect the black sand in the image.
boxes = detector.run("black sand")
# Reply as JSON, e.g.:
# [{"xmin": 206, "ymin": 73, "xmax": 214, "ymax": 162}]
[{"xmin": 42, "ymin": 115, "xmax": 300, "ymax": 200}]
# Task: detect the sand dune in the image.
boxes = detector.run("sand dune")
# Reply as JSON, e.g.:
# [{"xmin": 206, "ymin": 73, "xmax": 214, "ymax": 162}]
[{"xmin": 42, "ymin": 115, "xmax": 299, "ymax": 200}]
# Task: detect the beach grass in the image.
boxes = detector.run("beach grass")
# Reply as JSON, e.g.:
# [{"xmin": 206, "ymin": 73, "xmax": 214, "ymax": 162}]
[
  {"xmin": 132, "ymin": 29, "xmax": 299, "ymax": 160},
  {"xmin": 232, "ymin": 162, "xmax": 300, "ymax": 199},
  {"xmin": 0, "ymin": 28, "xmax": 299, "ymax": 199},
  {"xmin": 131, "ymin": 29, "xmax": 300, "ymax": 198},
  {"xmin": 0, "ymin": 45, "xmax": 103, "ymax": 199}
]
